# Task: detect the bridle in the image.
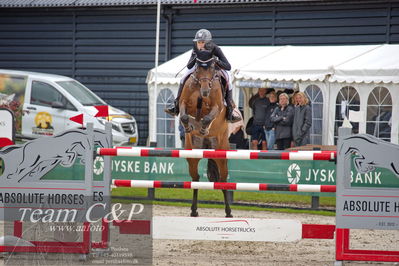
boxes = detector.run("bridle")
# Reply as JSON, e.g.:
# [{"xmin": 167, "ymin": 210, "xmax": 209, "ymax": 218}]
[{"xmin": 190, "ymin": 57, "xmax": 219, "ymax": 88}]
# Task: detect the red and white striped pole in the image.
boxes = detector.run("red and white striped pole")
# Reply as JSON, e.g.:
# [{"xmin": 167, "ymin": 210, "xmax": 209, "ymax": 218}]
[
  {"xmin": 99, "ymin": 147, "xmax": 336, "ymax": 161},
  {"xmin": 112, "ymin": 179, "xmax": 336, "ymax": 193}
]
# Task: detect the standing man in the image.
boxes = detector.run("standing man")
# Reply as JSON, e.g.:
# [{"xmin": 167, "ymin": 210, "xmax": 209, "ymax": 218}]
[{"xmin": 249, "ymin": 88, "xmax": 270, "ymax": 150}]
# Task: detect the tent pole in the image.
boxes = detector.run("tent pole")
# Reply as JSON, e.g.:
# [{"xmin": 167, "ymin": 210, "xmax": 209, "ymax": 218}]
[{"xmin": 151, "ymin": 0, "xmax": 161, "ymax": 145}]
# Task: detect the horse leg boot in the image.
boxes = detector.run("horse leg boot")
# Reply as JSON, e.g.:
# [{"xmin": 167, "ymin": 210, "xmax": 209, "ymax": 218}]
[
  {"xmin": 191, "ymin": 188, "xmax": 199, "ymax": 217},
  {"xmin": 222, "ymin": 190, "xmax": 233, "ymax": 218},
  {"xmin": 165, "ymin": 82, "xmax": 184, "ymax": 116},
  {"xmin": 187, "ymin": 158, "xmax": 201, "ymax": 217},
  {"xmin": 225, "ymin": 89, "xmax": 242, "ymax": 123},
  {"xmin": 215, "ymin": 158, "xmax": 232, "ymax": 217}
]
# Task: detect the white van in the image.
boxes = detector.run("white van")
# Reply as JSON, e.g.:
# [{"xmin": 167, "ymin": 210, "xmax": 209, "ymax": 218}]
[{"xmin": 0, "ymin": 69, "xmax": 138, "ymax": 146}]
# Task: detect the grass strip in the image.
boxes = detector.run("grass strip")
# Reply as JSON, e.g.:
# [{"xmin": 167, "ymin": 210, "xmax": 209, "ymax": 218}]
[{"xmin": 112, "ymin": 187, "xmax": 336, "ymax": 216}]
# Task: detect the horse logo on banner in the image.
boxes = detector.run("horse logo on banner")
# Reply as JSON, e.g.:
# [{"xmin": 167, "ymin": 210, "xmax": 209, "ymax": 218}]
[
  {"xmin": 0, "ymin": 129, "xmax": 110, "ymax": 182},
  {"xmin": 339, "ymin": 134, "xmax": 399, "ymax": 179}
]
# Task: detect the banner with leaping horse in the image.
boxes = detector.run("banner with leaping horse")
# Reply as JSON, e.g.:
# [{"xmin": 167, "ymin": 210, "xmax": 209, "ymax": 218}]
[
  {"xmin": 336, "ymin": 129, "xmax": 399, "ymax": 230},
  {"xmin": 0, "ymin": 124, "xmax": 112, "ymax": 223}
]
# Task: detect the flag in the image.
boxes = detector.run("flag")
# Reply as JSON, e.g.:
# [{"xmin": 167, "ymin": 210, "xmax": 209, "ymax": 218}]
[
  {"xmin": 0, "ymin": 137, "xmax": 14, "ymax": 148},
  {"xmin": 94, "ymin": 105, "xmax": 109, "ymax": 117},
  {"xmin": 69, "ymin": 114, "xmax": 83, "ymax": 125}
]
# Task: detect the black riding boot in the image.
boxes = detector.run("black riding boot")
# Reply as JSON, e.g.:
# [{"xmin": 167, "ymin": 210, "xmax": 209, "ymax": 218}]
[
  {"xmin": 165, "ymin": 83, "xmax": 184, "ymax": 116},
  {"xmin": 225, "ymin": 89, "xmax": 242, "ymax": 123}
]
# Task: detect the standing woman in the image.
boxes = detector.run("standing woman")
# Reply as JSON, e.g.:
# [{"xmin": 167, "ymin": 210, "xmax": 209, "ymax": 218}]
[
  {"xmin": 292, "ymin": 91, "xmax": 312, "ymax": 147},
  {"xmin": 264, "ymin": 90, "xmax": 278, "ymax": 150},
  {"xmin": 271, "ymin": 93, "xmax": 294, "ymax": 150}
]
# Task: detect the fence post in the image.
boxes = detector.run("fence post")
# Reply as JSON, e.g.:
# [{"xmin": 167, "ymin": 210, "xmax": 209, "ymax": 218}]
[
  {"xmin": 147, "ymin": 141, "xmax": 157, "ymax": 199},
  {"xmin": 311, "ymin": 196, "xmax": 319, "ymax": 209}
]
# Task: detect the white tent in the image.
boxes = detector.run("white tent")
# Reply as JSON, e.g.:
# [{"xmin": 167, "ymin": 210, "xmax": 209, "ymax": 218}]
[
  {"xmin": 147, "ymin": 44, "xmax": 399, "ymax": 147},
  {"xmin": 327, "ymin": 44, "xmax": 399, "ymax": 144},
  {"xmin": 331, "ymin": 44, "xmax": 399, "ymax": 84},
  {"xmin": 235, "ymin": 45, "xmax": 381, "ymax": 82}
]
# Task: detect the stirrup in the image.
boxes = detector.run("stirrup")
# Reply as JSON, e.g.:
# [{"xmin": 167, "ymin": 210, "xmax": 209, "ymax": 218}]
[{"xmin": 164, "ymin": 106, "xmax": 178, "ymax": 116}]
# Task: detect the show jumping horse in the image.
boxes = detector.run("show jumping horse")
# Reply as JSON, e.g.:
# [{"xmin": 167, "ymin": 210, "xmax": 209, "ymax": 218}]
[{"xmin": 179, "ymin": 51, "xmax": 232, "ymax": 217}]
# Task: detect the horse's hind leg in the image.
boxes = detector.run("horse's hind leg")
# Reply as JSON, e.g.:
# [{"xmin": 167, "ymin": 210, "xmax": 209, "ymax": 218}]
[
  {"xmin": 222, "ymin": 190, "xmax": 232, "ymax": 218},
  {"xmin": 191, "ymin": 189, "xmax": 199, "ymax": 217},
  {"xmin": 215, "ymin": 159, "xmax": 232, "ymax": 218},
  {"xmin": 187, "ymin": 158, "xmax": 200, "ymax": 217}
]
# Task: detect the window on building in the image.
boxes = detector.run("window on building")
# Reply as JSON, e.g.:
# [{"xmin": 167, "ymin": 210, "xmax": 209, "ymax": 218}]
[
  {"xmin": 156, "ymin": 88, "xmax": 175, "ymax": 148},
  {"xmin": 304, "ymin": 85, "xmax": 323, "ymax": 145},
  {"xmin": 334, "ymin": 86, "xmax": 360, "ymax": 144},
  {"xmin": 366, "ymin": 86, "xmax": 392, "ymax": 142}
]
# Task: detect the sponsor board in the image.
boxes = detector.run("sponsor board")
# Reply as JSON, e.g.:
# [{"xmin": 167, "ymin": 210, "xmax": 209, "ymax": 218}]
[
  {"xmin": 228, "ymin": 160, "xmax": 399, "ymax": 188},
  {"xmin": 152, "ymin": 216, "xmax": 302, "ymax": 242},
  {"xmin": 336, "ymin": 132, "xmax": 399, "ymax": 230},
  {"xmin": 42, "ymin": 156, "xmax": 399, "ymax": 192}
]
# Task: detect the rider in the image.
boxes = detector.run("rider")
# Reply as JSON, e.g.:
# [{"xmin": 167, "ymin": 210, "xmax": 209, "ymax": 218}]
[{"xmin": 165, "ymin": 29, "xmax": 241, "ymax": 123}]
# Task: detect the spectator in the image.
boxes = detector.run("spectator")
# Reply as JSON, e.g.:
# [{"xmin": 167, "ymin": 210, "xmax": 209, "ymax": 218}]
[
  {"xmin": 291, "ymin": 90, "xmax": 300, "ymax": 106},
  {"xmin": 249, "ymin": 88, "xmax": 270, "ymax": 150},
  {"xmin": 228, "ymin": 108, "xmax": 248, "ymax": 149},
  {"xmin": 264, "ymin": 90, "xmax": 277, "ymax": 150},
  {"xmin": 292, "ymin": 91, "xmax": 312, "ymax": 147},
  {"xmin": 271, "ymin": 93, "xmax": 294, "ymax": 150}
]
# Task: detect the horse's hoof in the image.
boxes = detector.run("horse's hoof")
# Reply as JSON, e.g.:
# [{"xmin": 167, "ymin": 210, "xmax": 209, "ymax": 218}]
[
  {"xmin": 225, "ymin": 214, "xmax": 233, "ymax": 218},
  {"xmin": 190, "ymin": 211, "xmax": 199, "ymax": 217},
  {"xmin": 181, "ymin": 115, "xmax": 189, "ymax": 124},
  {"xmin": 184, "ymin": 125, "xmax": 193, "ymax": 133}
]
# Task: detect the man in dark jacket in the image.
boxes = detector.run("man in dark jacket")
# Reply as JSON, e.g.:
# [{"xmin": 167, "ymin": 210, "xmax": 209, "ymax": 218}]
[{"xmin": 249, "ymin": 88, "xmax": 270, "ymax": 150}]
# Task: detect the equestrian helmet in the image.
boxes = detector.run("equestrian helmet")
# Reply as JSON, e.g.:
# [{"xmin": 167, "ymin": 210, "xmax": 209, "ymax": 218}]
[{"xmin": 193, "ymin": 29, "xmax": 212, "ymax": 42}]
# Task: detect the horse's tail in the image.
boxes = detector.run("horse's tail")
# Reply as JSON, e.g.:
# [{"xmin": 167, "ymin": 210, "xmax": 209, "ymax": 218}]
[{"xmin": 207, "ymin": 159, "xmax": 220, "ymax": 182}]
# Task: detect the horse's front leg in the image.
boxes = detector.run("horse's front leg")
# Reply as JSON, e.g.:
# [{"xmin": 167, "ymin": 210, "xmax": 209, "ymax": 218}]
[
  {"xmin": 179, "ymin": 102, "xmax": 193, "ymax": 133},
  {"xmin": 200, "ymin": 105, "xmax": 219, "ymax": 135},
  {"xmin": 215, "ymin": 158, "xmax": 232, "ymax": 217},
  {"xmin": 187, "ymin": 158, "xmax": 201, "ymax": 217}
]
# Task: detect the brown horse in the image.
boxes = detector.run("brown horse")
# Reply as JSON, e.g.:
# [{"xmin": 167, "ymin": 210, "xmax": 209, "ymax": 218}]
[{"xmin": 179, "ymin": 52, "xmax": 232, "ymax": 217}]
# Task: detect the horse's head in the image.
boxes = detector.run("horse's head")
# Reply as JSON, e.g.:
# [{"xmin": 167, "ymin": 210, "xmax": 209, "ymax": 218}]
[{"xmin": 192, "ymin": 50, "xmax": 217, "ymax": 98}]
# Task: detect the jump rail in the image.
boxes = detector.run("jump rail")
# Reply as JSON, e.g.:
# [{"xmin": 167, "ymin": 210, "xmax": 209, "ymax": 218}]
[
  {"xmin": 112, "ymin": 179, "xmax": 336, "ymax": 193},
  {"xmin": 99, "ymin": 147, "xmax": 336, "ymax": 161}
]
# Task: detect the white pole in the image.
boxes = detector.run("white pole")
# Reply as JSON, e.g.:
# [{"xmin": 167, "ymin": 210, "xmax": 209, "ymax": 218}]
[{"xmin": 151, "ymin": 0, "xmax": 161, "ymax": 144}]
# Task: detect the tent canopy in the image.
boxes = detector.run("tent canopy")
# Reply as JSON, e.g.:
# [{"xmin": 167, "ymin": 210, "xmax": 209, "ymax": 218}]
[
  {"xmin": 147, "ymin": 44, "xmax": 399, "ymax": 86},
  {"xmin": 330, "ymin": 44, "xmax": 399, "ymax": 83},
  {"xmin": 235, "ymin": 45, "xmax": 380, "ymax": 82},
  {"xmin": 146, "ymin": 46, "xmax": 283, "ymax": 85}
]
